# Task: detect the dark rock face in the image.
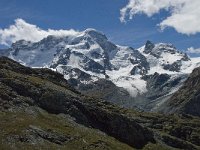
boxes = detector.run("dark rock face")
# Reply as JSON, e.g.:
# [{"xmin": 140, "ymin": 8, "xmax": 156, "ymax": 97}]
[
  {"xmin": 130, "ymin": 65, "xmax": 147, "ymax": 75},
  {"xmin": 182, "ymin": 53, "xmax": 190, "ymax": 61},
  {"xmin": 148, "ymin": 72, "xmax": 171, "ymax": 88},
  {"xmin": 75, "ymin": 102, "xmax": 155, "ymax": 149},
  {"xmin": 129, "ymin": 47, "xmax": 150, "ymax": 75},
  {"xmin": 163, "ymin": 60, "xmax": 182, "ymax": 72},
  {"xmin": 144, "ymin": 40, "xmax": 155, "ymax": 54},
  {"xmin": 160, "ymin": 67, "xmax": 200, "ymax": 117}
]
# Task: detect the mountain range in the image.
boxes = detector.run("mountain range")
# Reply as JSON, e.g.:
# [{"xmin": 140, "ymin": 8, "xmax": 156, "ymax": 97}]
[{"xmin": 1, "ymin": 28, "xmax": 200, "ymax": 112}]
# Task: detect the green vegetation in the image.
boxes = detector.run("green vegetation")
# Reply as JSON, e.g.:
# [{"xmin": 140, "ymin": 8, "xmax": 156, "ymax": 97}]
[{"xmin": 0, "ymin": 110, "xmax": 134, "ymax": 150}]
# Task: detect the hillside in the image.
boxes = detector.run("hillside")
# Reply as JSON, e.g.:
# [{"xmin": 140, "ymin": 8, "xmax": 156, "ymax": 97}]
[
  {"xmin": 159, "ymin": 67, "xmax": 200, "ymax": 116},
  {"xmin": 1, "ymin": 56, "xmax": 200, "ymax": 150}
]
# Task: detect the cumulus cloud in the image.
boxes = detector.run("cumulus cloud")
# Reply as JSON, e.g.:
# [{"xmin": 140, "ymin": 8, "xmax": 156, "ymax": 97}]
[
  {"xmin": 120, "ymin": 0, "xmax": 200, "ymax": 35},
  {"xmin": 187, "ymin": 47, "xmax": 200, "ymax": 54},
  {"xmin": 0, "ymin": 18, "xmax": 79, "ymax": 46}
]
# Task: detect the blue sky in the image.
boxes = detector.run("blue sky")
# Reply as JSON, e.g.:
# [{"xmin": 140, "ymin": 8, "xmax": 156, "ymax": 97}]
[{"xmin": 0, "ymin": 0, "xmax": 200, "ymax": 56}]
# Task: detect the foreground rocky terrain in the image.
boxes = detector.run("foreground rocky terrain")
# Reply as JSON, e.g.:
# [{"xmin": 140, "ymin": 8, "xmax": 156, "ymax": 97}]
[
  {"xmin": 1, "ymin": 29, "xmax": 200, "ymax": 111},
  {"xmin": 1, "ymin": 56, "xmax": 200, "ymax": 150}
]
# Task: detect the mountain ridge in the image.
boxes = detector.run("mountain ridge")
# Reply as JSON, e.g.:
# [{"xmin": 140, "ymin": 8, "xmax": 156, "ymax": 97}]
[{"xmin": 1, "ymin": 28, "xmax": 200, "ymax": 111}]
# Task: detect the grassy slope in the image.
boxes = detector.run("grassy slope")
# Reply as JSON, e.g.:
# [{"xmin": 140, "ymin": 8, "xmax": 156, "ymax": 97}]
[{"xmin": 0, "ymin": 110, "xmax": 135, "ymax": 150}]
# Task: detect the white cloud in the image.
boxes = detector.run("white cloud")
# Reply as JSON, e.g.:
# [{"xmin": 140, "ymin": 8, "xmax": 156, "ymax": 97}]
[
  {"xmin": 0, "ymin": 18, "xmax": 80, "ymax": 46},
  {"xmin": 187, "ymin": 47, "xmax": 200, "ymax": 54},
  {"xmin": 120, "ymin": 0, "xmax": 200, "ymax": 35}
]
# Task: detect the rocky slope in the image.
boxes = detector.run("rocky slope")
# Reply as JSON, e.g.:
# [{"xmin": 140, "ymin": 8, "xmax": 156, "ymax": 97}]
[
  {"xmin": 1, "ymin": 57, "xmax": 200, "ymax": 150},
  {"xmin": 0, "ymin": 56, "xmax": 152, "ymax": 149},
  {"xmin": 159, "ymin": 67, "xmax": 200, "ymax": 117},
  {"xmin": 1, "ymin": 29, "xmax": 200, "ymax": 111}
]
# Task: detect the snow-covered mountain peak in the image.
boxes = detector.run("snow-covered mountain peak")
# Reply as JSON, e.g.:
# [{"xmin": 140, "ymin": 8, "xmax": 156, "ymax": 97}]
[
  {"xmin": 138, "ymin": 41, "xmax": 192, "ymax": 74},
  {"xmin": 142, "ymin": 41, "xmax": 178, "ymax": 55},
  {"xmin": 83, "ymin": 28, "xmax": 107, "ymax": 40}
]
